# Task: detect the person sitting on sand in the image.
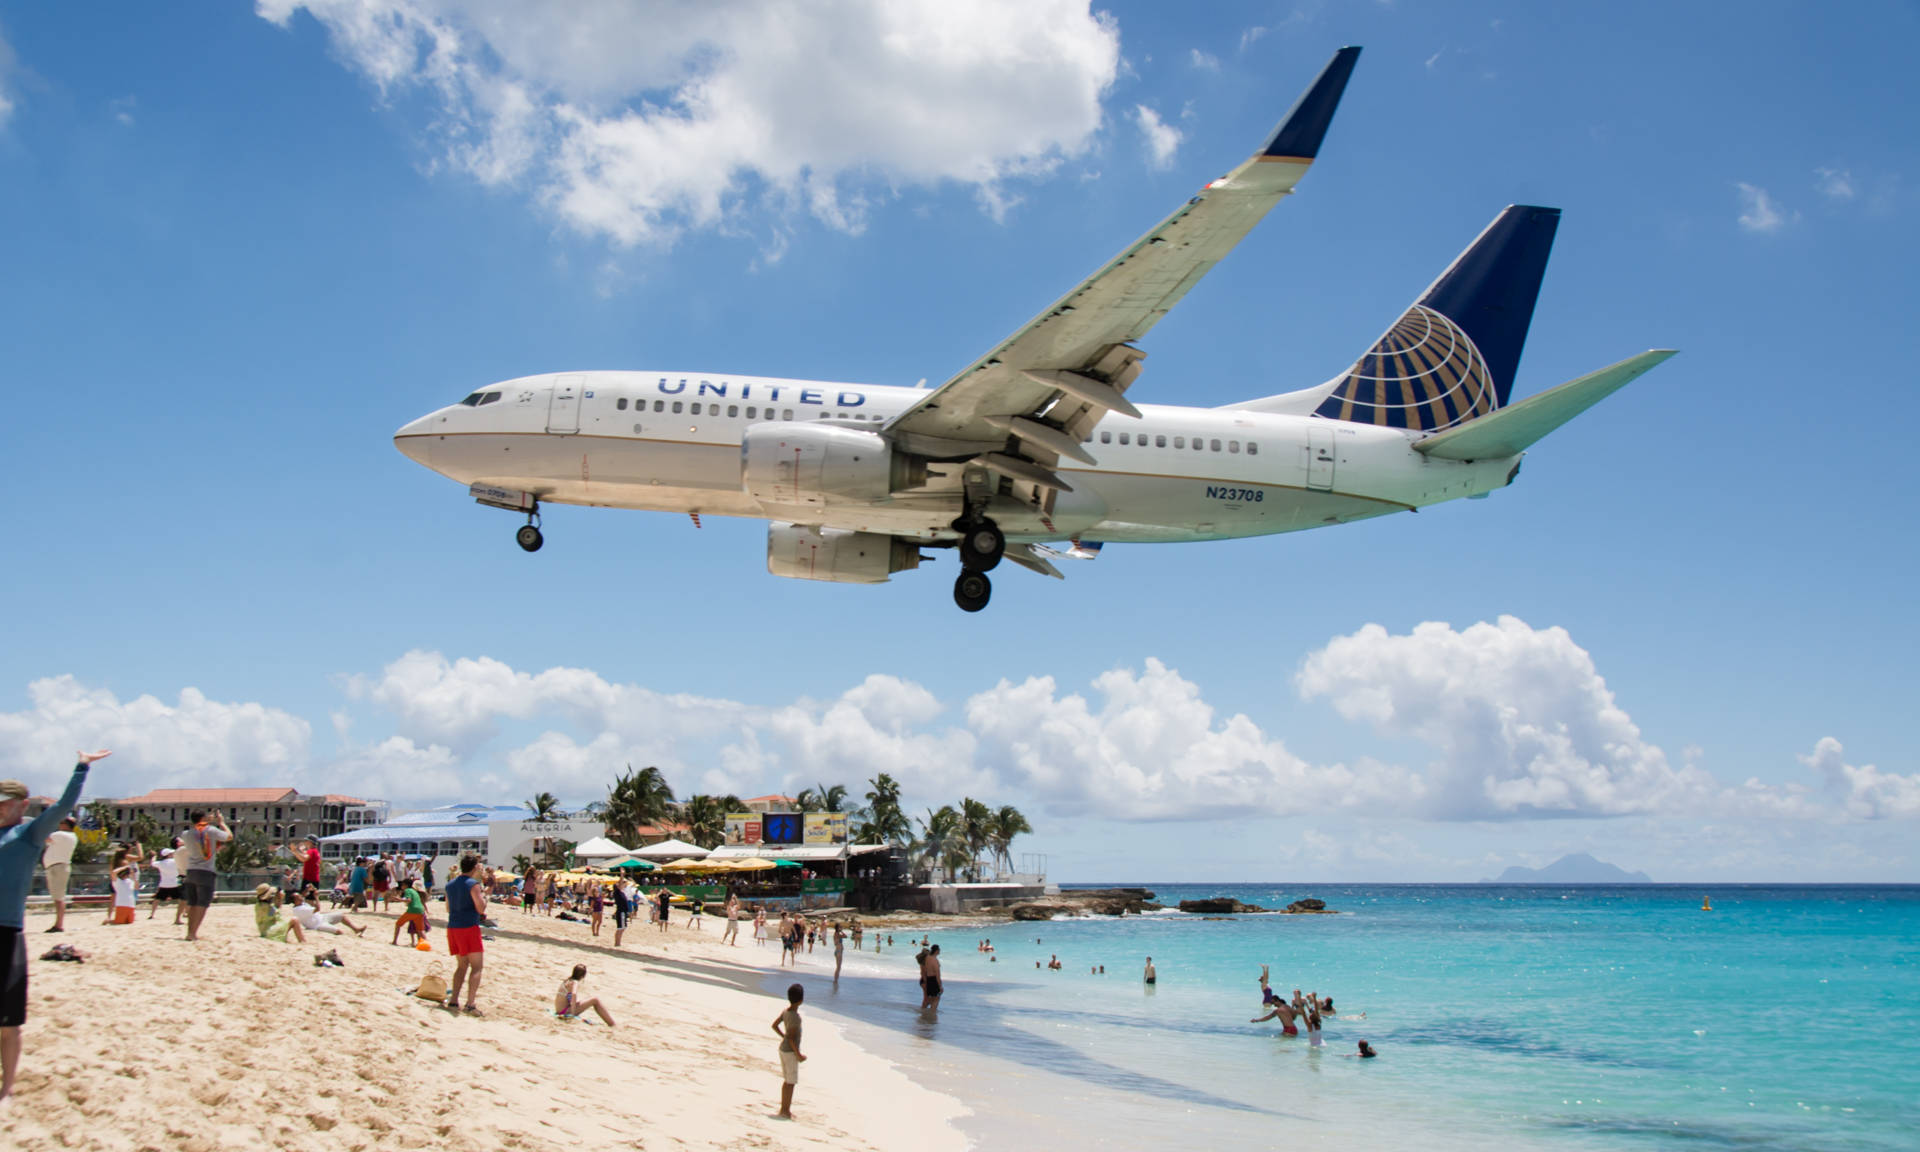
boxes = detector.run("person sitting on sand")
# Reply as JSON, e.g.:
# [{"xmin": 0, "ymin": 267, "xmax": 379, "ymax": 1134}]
[
  {"xmin": 252, "ymin": 884, "xmax": 308, "ymax": 944},
  {"xmin": 555, "ymin": 964, "xmax": 616, "ymax": 1026},
  {"xmin": 289, "ymin": 893, "xmax": 365, "ymax": 936}
]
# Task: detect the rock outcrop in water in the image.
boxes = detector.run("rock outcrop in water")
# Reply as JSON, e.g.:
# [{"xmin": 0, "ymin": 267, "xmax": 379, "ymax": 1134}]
[
  {"xmin": 1001, "ymin": 888, "xmax": 1161, "ymax": 920},
  {"xmin": 1283, "ymin": 898, "xmax": 1332, "ymax": 914},
  {"xmin": 1177, "ymin": 897, "xmax": 1271, "ymax": 914}
]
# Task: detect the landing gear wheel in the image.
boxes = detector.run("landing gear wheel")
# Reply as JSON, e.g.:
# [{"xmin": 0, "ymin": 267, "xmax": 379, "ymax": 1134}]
[
  {"xmin": 953, "ymin": 569, "xmax": 992, "ymax": 613},
  {"xmin": 516, "ymin": 525, "xmax": 544, "ymax": 552},
  {"xmin": 957, "ymin": 518, "xmax": 1005, "ymax": 572}
]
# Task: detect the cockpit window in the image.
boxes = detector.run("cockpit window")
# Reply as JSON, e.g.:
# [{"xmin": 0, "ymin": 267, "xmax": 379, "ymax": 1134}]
[
  {"xmin": 478, "ymin": 392, "xmax": 501, "ymax": 406},
  {"xmin": 459, "ymin": 392, "xmax": 484, "ymax": 407}
]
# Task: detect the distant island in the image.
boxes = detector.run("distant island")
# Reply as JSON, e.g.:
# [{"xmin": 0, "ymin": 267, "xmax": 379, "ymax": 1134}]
[{"xmin": 1480, "ymin": 853, "xmax": 1652, "ymax": 884}]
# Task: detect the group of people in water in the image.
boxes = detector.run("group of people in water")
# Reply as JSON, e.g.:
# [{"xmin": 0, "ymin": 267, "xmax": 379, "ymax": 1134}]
[{"xmin": 1251, "ymin": 964, "xmax": 1374, "ymax": 1056}]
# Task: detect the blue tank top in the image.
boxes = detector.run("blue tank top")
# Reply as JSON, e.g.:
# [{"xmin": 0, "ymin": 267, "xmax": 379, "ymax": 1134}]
[{"xmin": 446, "ymin": 876, "xmax": 480, "ymax": 929}]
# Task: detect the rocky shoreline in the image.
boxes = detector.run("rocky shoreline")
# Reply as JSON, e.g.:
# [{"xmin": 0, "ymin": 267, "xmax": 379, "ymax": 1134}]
[{"xmin": 971, "ymin": 889, "xmax": 1339, "ymax": 921}]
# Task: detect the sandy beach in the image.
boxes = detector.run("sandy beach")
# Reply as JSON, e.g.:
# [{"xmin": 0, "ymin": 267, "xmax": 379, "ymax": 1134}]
[{"xmin": 1, "ymin": 901, "xmax": 967, "ymax": 1152}]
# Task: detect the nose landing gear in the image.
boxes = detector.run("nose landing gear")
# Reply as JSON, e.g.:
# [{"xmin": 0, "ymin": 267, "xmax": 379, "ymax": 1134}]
[{"xmin": 515, "ymin": 509, "xmax": 544, "ymax": 553}]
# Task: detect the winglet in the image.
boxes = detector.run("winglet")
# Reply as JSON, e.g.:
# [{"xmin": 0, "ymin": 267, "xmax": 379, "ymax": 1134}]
[{"xmin": 1262, "ymin": 46, "xmax": 1362, "ymax": 161}]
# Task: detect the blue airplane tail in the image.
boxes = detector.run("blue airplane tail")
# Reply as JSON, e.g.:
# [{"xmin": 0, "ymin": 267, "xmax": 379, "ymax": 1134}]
[{"xmin": 1315, "ymin": 205, "xmax": 1559, "ymax": 431}]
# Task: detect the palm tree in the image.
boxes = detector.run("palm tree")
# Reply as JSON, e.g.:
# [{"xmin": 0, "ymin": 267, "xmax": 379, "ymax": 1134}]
[
  {"xmin": 130, "ymin": 812, "xmax": 163, "ymax": 852},
  {"xmin": 987, "ymin": 804, "xmax": 1033, "ymax": 876},
  {"xmin": 959, "ymin": 797, "xmax": 993, "ymax": 879},
  {"xmin": 913, "ymin": 806, "xmax": 969, "ymax": 883},
  {"xmin": 798, "ymin": 783, "xmax": 848, "ymax": 812},
  {"xmin": 526, "ymin": 792, "xmax": 562, "ymax": 820},
  {"xmin": 681, "ymin": 795, "xmax": 729, "ymax": 848},
  {"xmin": 83, "ymin": 798, "xmax": 119, "ymax": 838},
  {"xmin": 602, "ymin": 765, "xmax": 675, "ymax": 844},
  {"xmin": 856, "ymin": 773, "xmax": 910, "ymax": 844}
]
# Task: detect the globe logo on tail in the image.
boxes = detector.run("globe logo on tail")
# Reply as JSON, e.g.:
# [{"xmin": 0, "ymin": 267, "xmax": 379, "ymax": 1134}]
[{"xmin": 1315, "ymin": 305, "xmax": 1497, "ymax": 431}]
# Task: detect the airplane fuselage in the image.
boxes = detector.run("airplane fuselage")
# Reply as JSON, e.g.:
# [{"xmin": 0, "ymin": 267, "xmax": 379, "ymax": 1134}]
[{"xmin": 394, "ymin": 371, "xmax": 1520, "ymax": 545}]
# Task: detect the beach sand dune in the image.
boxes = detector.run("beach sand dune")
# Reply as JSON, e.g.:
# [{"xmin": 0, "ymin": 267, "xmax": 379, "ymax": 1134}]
[{"xmin": 3, "ymin": 905, "xmax": 964, "ymax": 1152}]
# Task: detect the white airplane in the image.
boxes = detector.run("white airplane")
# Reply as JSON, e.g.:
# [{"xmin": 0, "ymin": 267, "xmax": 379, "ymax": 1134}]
[{"xmin": 395, "ymin": 47, "xmax": 1673, "ymax": 612}]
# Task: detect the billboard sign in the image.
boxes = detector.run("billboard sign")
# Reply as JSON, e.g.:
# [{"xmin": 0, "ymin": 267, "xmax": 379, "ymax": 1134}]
[
  {"xmin": 804, "ymin": 813, "xmax": 848, "ymax": 844},
  {"xmin": 725, "ymin": 813, "xmax": 761, "ymax": 845},
  {"xmin": 762, "ymin": 812, "xmax": 803, "ymax": 845}
]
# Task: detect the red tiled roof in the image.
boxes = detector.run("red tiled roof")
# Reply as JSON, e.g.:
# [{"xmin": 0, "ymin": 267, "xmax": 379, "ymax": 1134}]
[
  {"xmin": 116, "ymin": 788, "xmax": 299, "ymax": 804},
  {"xmin": 743, "ymin": 794, "xmax": 795, "ymax": 804},
  {"xmin": 321, "ymin": 794, "xmax": 366, "ymax": 804}
]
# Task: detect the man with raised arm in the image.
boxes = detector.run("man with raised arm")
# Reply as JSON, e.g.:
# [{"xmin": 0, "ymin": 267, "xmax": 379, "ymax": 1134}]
[{"xmin": 1, "ymin": 750, "xmax": 109, "ymax": 1109}]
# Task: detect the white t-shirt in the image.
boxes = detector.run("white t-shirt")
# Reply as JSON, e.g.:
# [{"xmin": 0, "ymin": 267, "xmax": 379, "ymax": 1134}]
[
  {"xmin": 42, "ymin": 829, "xmax": 78, "ymax": 867},
  {"xmin": 154, "ymin": 857, "xmax": 180, "ymax": 887},
  {"xmin": 290, "ymin": 902, "xmax": 320, "ymax": 928}
]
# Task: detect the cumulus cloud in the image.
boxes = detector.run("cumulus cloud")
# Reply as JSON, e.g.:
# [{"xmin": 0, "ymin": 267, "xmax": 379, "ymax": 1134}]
[
  {"xmin": 257, "ymin": 0, "xmax": 1122, "ymax": 246},
  {"xmin": 1800, "ymin": 737, "xmax": 1920, "ymax": 819},
  {"xmin": 0, "ymin": 676, "xmax": 312, "ymax": 796},
  {"xmin": 1189, "ymin": 48, "xmax": 1221, "ymax": 72},
  {"xmin": 1133, "ymin": 104, "xmax": 1182, "ymax": 169},
  {"xmin": 1298, "ymin": 617, "xmax": 1707, "ymax": 820},
  {"xmin": 967, "ymin": 658, "xmax": 1417, "ymax": 820},
  {"xmin": 1735, "ymin": 182, "xmax": 1792, "ymax": 233}
]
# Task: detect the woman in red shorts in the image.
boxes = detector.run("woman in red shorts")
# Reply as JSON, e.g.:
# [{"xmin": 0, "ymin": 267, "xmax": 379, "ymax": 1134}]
[{"xmin": 443, "ymin": 853, "xmax": 488, "ymax": 1015}]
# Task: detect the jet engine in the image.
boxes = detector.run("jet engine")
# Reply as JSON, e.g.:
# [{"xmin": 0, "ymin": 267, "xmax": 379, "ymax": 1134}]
[
  {"xmin": 741, "ymin": 424, "xmax": 927, "ymax": 508},
  {"xmin": 766, "ymin": 523, "xmax": 922, "ymax": 584}
]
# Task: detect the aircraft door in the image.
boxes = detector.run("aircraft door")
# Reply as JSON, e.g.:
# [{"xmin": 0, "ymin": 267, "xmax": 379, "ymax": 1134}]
[
  {"xmin": 1306, "ymin": 426, "xmax": 1335, "ymax": 490},
  {"xmin": 546, "ymin": 374, "xmax": 582, "ymax": 435}
]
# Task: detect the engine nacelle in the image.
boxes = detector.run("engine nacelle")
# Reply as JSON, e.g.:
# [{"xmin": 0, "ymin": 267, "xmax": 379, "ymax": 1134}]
[
  {"xmin": 741, "ymin": 423, "xmax": 926, "ymax": 508},
  {"xmin": 767, "ymin": 523, "xmax": 922, "ymax": 584}
]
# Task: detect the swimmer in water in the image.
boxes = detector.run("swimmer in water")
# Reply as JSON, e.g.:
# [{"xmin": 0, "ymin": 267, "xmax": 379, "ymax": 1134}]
[
  {"xmin": 1144, "ymin": 957, "xmax": 1156, "ymax": 985},
  {"xmin": 1346, "ymin": 1040, "xmax": 1378, "ymax": 1059}
]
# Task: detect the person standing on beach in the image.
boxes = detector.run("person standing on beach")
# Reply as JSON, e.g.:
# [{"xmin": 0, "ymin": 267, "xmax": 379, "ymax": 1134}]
[
  {"xmin": 722, "ymin": 893, "xmax": 741, "ymax": 946},
  {"xmin": 176, "ymin": 808, "xmax": 231, "ymax": 942},
  {"xmin": 588, "ymin": 882, "xmax": 605, "ymax": 937},
  {"xmin": 296, "ymin": 837, "xmax": 322, "ymax": 893},
  {"xmin": 104, "ymin": 844, "xmax": 144, "ymax": 925},
  {"xmin": 150, "ymin": 843, "xmax": 184, "ymax": 922},
  {"xmin": 770, "ymin": 983, "xmax": 805, "ymax": 1120},
  {"xmin": 611, "ymin": 877, "xmax": 633, "ymax": 947},
  {"xmin": 832, "ymin": 923, "xmax": 845, "ymax": 984},
  {"xmin": 1, "ymin": 752, "xmax": 104, "ymax": 1108},
  {"xmin": 39, "ymin": 817, "xmax": 78, "ymax": 934},
  {"xmin": 920, "ymin": 945, "xmax": 943, "ymax": 1013},
  {"xmin": 754, "ymin": 908, "xmax": 767, "ymax": 947},
  {"xmin": 444, "ymin": 853, "xmax": 487, "ymax": 1015},
  {"xmin": 656, "ymin": 888, "xmax": 671, "ymax": 933},
  {"xmin": 393, "ymin": 879, "xmax": 429, "ymax": 946}
]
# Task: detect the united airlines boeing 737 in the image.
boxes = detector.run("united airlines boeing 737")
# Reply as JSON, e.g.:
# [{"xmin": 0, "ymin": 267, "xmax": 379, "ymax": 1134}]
[{"xmin": 395, "ymin": 47, "xmax": 1673, "ymax": 612}]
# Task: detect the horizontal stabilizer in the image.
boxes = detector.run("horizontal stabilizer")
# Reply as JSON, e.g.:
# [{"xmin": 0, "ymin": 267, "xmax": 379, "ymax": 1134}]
[
  {"xmin": 1414, "ymin": 350, "xmax": 1677, "ymax": 460},
  {"xmin": 1003, "ymin": 545, "xmax": 1066, "ymax": 580}
]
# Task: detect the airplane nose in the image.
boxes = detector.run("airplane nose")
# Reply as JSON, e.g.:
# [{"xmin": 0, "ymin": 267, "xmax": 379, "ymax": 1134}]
[{"xmin": 394, "ymin": 413, "xmax": 436, "ymax": 466}]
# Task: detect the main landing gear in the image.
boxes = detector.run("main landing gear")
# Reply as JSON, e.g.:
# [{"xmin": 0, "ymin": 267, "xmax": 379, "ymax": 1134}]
[
  {"xmin": 951, "ymin": 515, "xmax": 1004, "ymax": 612},
  {"xmin": 515, "ymin": 509, "xmax": 544, "ymax": 553}
]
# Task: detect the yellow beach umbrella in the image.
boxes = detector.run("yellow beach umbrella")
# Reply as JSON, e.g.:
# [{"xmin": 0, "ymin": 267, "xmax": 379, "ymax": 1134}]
[{"xmin": 726, "ymin": 858, "xmax": 776, "ymax": 871}]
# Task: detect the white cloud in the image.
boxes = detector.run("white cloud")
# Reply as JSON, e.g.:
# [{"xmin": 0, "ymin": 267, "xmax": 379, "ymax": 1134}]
[
  {"xmin": 0, "ymin": 24, "xmax": 18, "ymax": 125},
  {"xmin": 1189, "ymin": 48, "xmax": 1220, "ymax": 72},
  {"xmin": 966, "ymin": 659, "xmax": 1418, "ymax": 821},
  {"xmin": 1425, "ymin": 48, "xmax": 1445, "ymax": 71},
  {"xmin": 1735, "ymin": 182, "xmax": 1792, "ymax": 233},
  {"xmin": 0, "ymin": 676, "xmax": 312, "ymax": 796},
  {"xmin": 1298, "ymin": 617, "xmax": 1707, "ymax": 820},
  {"xmin": 257, "ymin": 0, "xmax": 1122, "ymax": 246},
  {"xmin": 1133, "ymin": 104, "xmax": 1182, "ymax": 169},
  {"xmin": 1800, "ymin": 737, "xmax": 1920, "ymax": 819},
  {"xmin": 1815, "ymin": 167, "xmax": 1856, "ymax": 201}
]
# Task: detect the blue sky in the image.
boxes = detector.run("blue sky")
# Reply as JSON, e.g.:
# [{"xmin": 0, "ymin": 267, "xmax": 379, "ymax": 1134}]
[{"xmin": 2, "ymin": 1, "xmax": 1915, "ymax": 881}]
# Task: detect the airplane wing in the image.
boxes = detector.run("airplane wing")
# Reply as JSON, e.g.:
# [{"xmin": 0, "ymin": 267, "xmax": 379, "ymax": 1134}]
[{"xmin": 883, "ymin": 46, "xmax": 1361, "ymax": 495}]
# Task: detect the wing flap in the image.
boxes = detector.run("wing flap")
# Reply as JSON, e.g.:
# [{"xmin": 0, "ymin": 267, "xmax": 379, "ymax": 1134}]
[{"xmin": 1413, "ymin": 350, "xmax": 1677, "ymax": 460}]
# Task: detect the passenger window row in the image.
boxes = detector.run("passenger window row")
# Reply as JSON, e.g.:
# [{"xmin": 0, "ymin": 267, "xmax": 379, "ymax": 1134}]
[
  {"xmin": 1097, "ymin": 430, "xmax": 1256, "ymax": 454},
  {"xmin": 611, "ymin": 397, "xmax": 886, "ymax": 424}
]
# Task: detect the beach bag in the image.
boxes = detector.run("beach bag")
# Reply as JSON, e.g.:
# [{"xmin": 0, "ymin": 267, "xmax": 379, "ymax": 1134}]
[{"xmin": 414, "ymin": 961, "xmax": 449, "ymax": 1001}]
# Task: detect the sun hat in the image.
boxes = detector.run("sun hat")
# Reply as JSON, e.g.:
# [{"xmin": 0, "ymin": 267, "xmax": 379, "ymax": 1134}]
[{"xmin": 0, "ymin": 780, "xmax": 26, "ymax": 801}]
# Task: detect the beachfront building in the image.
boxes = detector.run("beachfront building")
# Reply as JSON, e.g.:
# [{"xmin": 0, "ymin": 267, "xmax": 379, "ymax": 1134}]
[
  {"xmin": 317, "ymin": 804, "xmax": 613, "ymax": 874},
  {"xmin": 104, "ymin": 787, "xmax": 380, "ymax": 842},
  {"xmin": 317, "ymin": 804, "xmax": 522, "ymax": 866}
]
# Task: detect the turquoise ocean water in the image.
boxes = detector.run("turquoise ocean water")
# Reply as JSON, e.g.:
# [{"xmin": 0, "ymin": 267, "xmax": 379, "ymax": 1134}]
[{"xmin": 773, "ymin": 885, "xmax": 1917, "ymax": 1150}]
